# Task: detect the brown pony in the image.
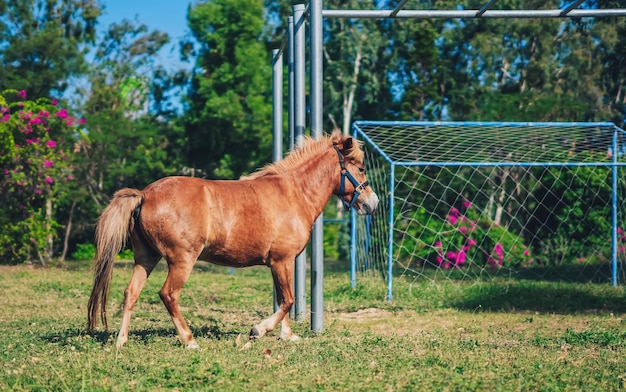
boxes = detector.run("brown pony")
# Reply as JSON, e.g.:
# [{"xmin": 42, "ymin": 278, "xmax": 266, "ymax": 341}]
[{"xmin": 87, "ymin": 131, "xmax": 378, "ymax": 348}]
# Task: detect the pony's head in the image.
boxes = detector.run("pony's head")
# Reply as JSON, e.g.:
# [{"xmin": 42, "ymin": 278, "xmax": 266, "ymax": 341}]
[{"xmin": 330, "ymin": 133, "xmax": 379, "ymax": 215}]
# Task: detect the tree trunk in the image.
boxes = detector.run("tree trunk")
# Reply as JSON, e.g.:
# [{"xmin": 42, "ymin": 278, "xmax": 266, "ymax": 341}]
[{"xmin": 60, "ymin": 200, "xmax": 76, "ymax": 262}]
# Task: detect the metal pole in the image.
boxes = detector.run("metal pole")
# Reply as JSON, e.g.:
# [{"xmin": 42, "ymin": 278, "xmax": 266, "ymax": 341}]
[
  {"xmin": 387, "ymin": 164, "xmax": 395, "ymax": 301},
  {"xmin": 310, "ymin": 0, "xmax": 324, "ymax": 333},
  {"xmin": 288, "ymin": 16, "xmax": 295, "ymax": 152},
  {"xmin": 287, "ymin": 15, "xmax": 296, "ymax": 320},
  {"xmin": 612, "ymin": 128, "xmax": 619, "ymax": 287},
  {"xmin": 272, "ymin": 49, "xmax": 283, "ymax": 163},
  {"xmin": 293, "ymin": 4, "xmax": 307, "ymax": 322},
  {"xmin": 350, "ymin": 206, "xmax": 357, "ymax": 288},
  {"xmin": 272, "ymin": 48, "xmax": 283, "ymax": 312}
]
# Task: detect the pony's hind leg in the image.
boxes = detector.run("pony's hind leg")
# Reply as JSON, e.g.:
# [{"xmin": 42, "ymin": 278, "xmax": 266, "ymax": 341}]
[
  {"xmin": 160, "ymin": 255, "xmax": 199, "ymax": 349},
  {"xmin": 250, "ymin": 259, "xmax": 299, "ymax": 341},
  {"xmin": 116, "ymin": 242, "xmax": 161, "ymax": 348}
]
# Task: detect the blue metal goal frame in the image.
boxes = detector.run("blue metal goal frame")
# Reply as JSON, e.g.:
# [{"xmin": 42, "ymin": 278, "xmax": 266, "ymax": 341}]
[{"xmin": 351, "ymin": 121, "xmax": 626, "ymax": 301}]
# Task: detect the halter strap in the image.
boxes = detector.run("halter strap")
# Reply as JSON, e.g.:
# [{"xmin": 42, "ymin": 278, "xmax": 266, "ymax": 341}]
[{"xmin": 333, "ymin": 144, "xmax": 369, "ymax": 210}]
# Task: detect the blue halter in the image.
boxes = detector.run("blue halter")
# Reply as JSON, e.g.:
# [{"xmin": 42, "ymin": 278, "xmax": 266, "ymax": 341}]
[{"xmin": 333, "ymin": 144, "xmax": 369, "ymax": 210}]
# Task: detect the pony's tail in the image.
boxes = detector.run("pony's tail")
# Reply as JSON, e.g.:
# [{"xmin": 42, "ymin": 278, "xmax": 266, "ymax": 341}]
[{"xmin": 87, "ymin": 188, "xmax": 143, "ymax": 332}]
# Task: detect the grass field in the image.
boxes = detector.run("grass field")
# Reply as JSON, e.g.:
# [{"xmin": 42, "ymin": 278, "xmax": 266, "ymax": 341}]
[{"xmin": 1, "ymin": 260, "xmax": 626, "ymax": 391}]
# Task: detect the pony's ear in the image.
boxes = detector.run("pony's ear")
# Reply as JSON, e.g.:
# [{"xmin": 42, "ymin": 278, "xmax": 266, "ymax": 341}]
[{"xmin": 342, "ymin": 137, "xmax": 353, "ymax": 153}]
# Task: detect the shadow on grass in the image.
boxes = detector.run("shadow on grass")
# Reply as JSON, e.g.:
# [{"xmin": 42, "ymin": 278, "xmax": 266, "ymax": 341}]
[
  {"xmin": 449, "ymin": 282, "xmax": 626, "ymax": 314},
  {"xmin": 392, "ymin": 263, "xmax": 626, "ymax": 314},
  {"xmin": 41, "ymin": 324, "xmax": 242, "ymax": 348}
]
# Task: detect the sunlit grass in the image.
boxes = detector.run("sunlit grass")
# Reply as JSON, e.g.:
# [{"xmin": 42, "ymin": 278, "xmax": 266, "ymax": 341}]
[{"xmin": 1, "ymin": 261, "xmax": 626, "ymax": 391}]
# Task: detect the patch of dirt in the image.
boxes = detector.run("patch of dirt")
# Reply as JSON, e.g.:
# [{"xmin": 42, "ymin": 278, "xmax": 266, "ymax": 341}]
[{"xmin": 335, "ymin": 307, "xmax": 394, "ymax": 321}]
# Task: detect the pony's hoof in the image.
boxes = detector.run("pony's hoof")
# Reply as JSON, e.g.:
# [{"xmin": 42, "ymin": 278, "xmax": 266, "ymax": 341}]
[
  {"xmin": 280, "ymin": 333, "xmax": 301, "ymax": 342},
  {"xmin": 249, "ymin": 327, "xmax": 262, "ymax": 340},
  {"xmin": 185, "ymin": 341, "xmax": 200, "ymax": 350}
]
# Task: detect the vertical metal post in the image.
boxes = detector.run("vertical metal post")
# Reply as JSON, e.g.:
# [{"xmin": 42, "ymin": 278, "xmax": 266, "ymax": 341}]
[
  {"xmin": 387, "ymin": 163, "xmax": 395, "ymax": 301},
  {"xmin": 350, "ymin": 207, "xmax": 357, "ymax": 288},
  {"xmin": 612, "ymin": 128, "xmax": 619, "ymax": 287},
  {"xmin": 350, "ymin": 126, "xmax": 358, "ymax": 289},
  {"xmin": 287, "ymin": 15, "xmax": 296, "ymax": 320},
  {"xmin": 288, "ymin": 16, "xmax": 295, "ymax": 152},
  {"xmin": 310, "ymin": 0, "xmax": 324, "ymax": 332},
  {"xmin": 272, "ymin": 48, "xmax": 283, "ymax": 312},
  {"xmin": 272, "ymin": 49, "xmax": 283, "ymax": 163},
  {"xmin": 293, "ymin": 4, "xmax": 307, "ymax": 322}
]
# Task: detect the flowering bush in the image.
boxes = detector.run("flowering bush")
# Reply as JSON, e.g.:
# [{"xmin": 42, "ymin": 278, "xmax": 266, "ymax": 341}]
[
  {"xmin": 0, "ymin": 90, "xmax": 82, "ymax": 264},
  {"xmin": 397, "ymin": 199, "xmax": 533, "ymax": 269}
]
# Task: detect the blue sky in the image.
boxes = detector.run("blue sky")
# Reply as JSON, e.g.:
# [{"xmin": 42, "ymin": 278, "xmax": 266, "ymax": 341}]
[{"xmin": 97, "ymin": 0, "xmax": 192, "ymax": 71}]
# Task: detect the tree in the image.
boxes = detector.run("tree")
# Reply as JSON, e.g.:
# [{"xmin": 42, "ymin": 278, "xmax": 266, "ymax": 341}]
[
  {"xmin": 182, "ymin": 0, "xmax": 272, "ymax": 179},
  {"xmin": 61, "ymin": 20, "xmax": 184, "ymax": 250},
  {"xmin": 0, "ymin": 0, "xmax": 100, "ymax": 98}
]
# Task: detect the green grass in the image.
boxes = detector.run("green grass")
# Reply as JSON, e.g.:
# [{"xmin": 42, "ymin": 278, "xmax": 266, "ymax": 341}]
[{"xmin": 2, "ymin": 260, "xmax": 626, "ymax": 391}]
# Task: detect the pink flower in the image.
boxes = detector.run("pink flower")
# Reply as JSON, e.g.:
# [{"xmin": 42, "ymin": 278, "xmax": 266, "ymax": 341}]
[
  {"xmin": 29, "ymin": 117, "xmax": 42, "ymax": 125},
  {"xmin": 51, "ymin": 99, "xmax": 58, "ymax": 106},
  {"xmin": 35, "ymin": 189, "xmax": 42, "ymax": 195},
  {"xmin": 462, "ymin": 199, "xmax": 472, "ymax": 209},
  {"xmin": 494, "ymin": 243, "xmax": 504, "ymax": 256},
  {"xmin": 619, "ymin": 228, "xmax": 624, "ymax": 234},
  {"xmin": 56, "ymin": 108, "xmax": 68, "ymax": 119},
  {"xmin": 16, "ymin": 90, "xmax": 26, "ymax": 99},
  {"xmin": 492, "ymin": 243, "xmax": 504, "ymax": 266},
  {"xmin": 449, "ymin": 207, "xmax": 460, "ymax": 217},
  {"xmin": 446, "ymin": 251, "xmax": 457, "ymax": 260},
  {"xmin": 467, "ymin": 239, "xmax": 477, "ymax": 247},
  {"xmin": 456, "ymin": 250, "xmax": 467, "ymax": 265},
  {"xmin": 44, "ymin": 176, "xmax": 53, "ymax": 184},
  {"xmin": 434, "ymin": 241, "xmax": 443, "ymax": 249},
  {"xmin": 26, "ymin": 138, "xmax": 39, "ymax": 145},
  {"xmin": 447, "ymin": 215, "xmax": 458, "ymax": 225},
  {"xmin": 523, "ymin": 249, "xmax": 530, "ymax": 256},
  {"xmin": 78, "ymin": 118, "xmax": 86, "ymax": 125},
  {"xmin": 38, "ymin": 110, "xmax": 50, "ymax": 118},
  {"xmin": 458, "ymin": 226, "xmax": 467, "ymax": 235},
  {"xmin": 1, "ymin": 114, "xmax": 9, "ymax": 122},
  {"xmin": 46, "ymin": 140, "xmax": 57, "ymax": 148},
  {"xmin": 436, "ymin": 255, "xmax": 443, "ymax": 265},
  {"xmin": 43, "ymin": 159, "xmax": 54, "ymax": 168}
]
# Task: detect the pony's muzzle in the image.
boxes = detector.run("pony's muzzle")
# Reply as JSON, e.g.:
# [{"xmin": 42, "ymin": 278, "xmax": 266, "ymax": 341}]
[{"xmin": 357, "ymin": 192, "xmax": 379, "ymax": 215}]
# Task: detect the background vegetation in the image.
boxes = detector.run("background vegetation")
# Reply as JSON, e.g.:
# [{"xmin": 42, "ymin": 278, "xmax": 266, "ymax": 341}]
[{"xmin": 1, "ymin": 0, "xmax": 626, "ymax": 266}]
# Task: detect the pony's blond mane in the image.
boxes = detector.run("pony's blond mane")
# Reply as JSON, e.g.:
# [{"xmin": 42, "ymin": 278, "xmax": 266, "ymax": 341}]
[{"xmin": 243, "ymin": 131, "xmax": 364, "ymax": 180}]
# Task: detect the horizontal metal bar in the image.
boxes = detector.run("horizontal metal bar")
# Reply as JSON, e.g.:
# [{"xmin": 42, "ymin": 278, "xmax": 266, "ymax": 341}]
[
  {"xmin": 354, "ymin": 120, "xmax": 617, "ymax": 128},
  {"xmin": 322, "ymin": 9, "xmax": 626, "ymax": 19},
  {"xmin": 392, "ymin": 161, "xmax": 626, "ymax": 167}
]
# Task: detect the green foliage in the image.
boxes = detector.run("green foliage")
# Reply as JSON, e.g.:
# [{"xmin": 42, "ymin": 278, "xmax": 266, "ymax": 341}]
[
  {"xmin": 62, "ymin": 19, "xmax": 184, "ymax": 246},
  {"xmin": 0, "ymin": 0, "xmax": 101, "ymax": 98},
  {"xmin": 0, "ymin": 90, "xmax": 79, "ymax": 264},
  {"xmin": 183, "ymin": 0, "xmax": 272, "ymax": 178},
  {"xmin": 70, "ymin": 243, "xmax": 95, "ymax": 261}
]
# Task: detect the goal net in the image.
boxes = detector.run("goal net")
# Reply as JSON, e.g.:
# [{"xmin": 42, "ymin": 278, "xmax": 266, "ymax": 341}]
[{"xmin": 352, "ymin": 121, "xmax": 626, "ymax": 299}]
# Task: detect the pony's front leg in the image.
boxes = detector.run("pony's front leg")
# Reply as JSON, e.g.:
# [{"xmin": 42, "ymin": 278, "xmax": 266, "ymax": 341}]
[{"xmin": 250, "ymin": 260, "xmax": 299, "ymax": 341}]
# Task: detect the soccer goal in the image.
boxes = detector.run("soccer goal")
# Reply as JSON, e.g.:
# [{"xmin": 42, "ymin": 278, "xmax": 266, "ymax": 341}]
[{"xmin": 351, "ymin": 121, "xmax": 626, "ymax": 300}]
